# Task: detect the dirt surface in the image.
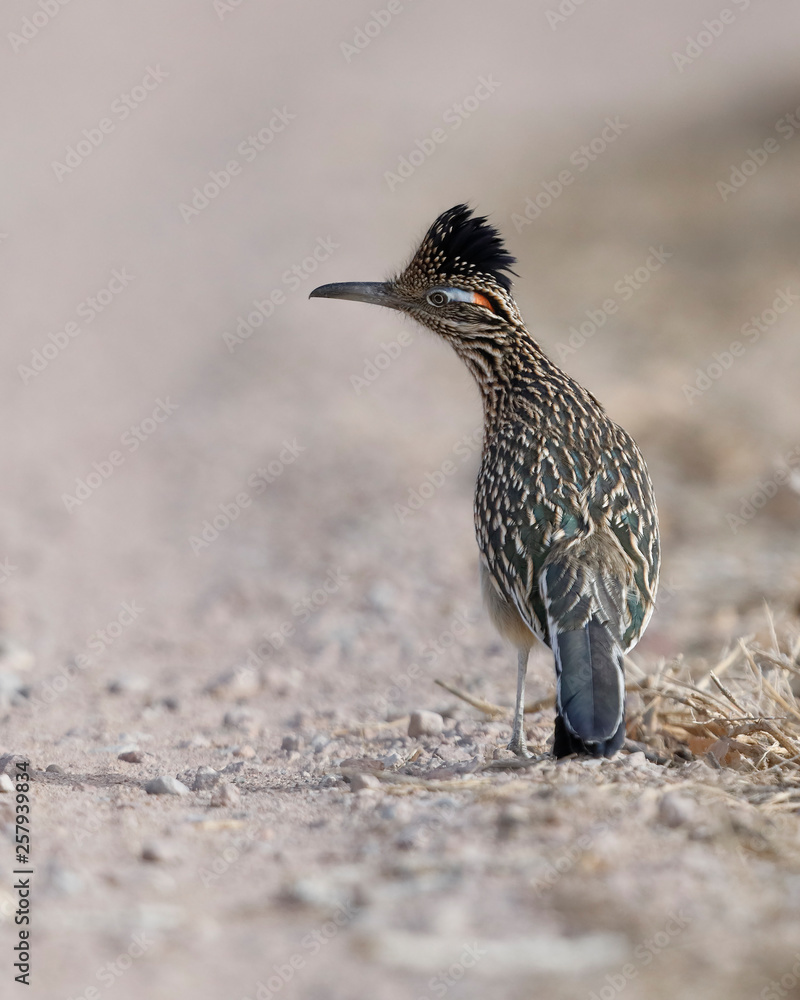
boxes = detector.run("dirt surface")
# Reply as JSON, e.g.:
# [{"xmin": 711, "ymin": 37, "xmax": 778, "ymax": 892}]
[{"xmin": 2, "ymin": 3, "xmax": 800, "ymax": 998}]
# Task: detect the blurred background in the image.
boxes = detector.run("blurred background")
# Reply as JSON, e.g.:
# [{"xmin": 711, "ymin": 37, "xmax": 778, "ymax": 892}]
[{"xmin": 1, "ymin": 2, "xmax": 800, "ymax": 998}]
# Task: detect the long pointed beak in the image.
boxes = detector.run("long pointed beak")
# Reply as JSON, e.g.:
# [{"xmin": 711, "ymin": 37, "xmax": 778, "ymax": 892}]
[{"xmin": 309, "ymin": 281, "xmax": 404, "ymax": 311}]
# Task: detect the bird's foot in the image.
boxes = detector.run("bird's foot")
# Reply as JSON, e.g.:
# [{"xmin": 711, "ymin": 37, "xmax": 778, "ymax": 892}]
[{"xmin": 506, "ymin": 737, "xmax": 534, "ymax": 759}]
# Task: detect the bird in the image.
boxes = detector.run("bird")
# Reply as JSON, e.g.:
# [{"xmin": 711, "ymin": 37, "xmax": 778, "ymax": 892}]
[{"xmin": 310, "ymin": 204, "xmax": 660, "ymax": 758}]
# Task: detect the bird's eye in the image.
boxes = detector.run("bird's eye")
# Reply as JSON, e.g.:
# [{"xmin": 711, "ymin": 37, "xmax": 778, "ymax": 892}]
[{"xmin": 427, "ymin": 290, "xmax": 449, "ymax": 307}]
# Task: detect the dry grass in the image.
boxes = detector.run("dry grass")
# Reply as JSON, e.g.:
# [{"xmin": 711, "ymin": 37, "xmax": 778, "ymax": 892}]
[
  {"xmin": 437, "ymin": 608, "xmax": 800, "ymax": 787},
  {"xmin": 626, "ymin": 612, "xmax": 800, "ymax": 781}
]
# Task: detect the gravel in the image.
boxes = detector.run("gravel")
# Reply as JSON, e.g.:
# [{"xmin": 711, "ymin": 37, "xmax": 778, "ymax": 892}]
[{"xmin": 144, "ymin": 776, "xmax": 190, "ymax": 796}]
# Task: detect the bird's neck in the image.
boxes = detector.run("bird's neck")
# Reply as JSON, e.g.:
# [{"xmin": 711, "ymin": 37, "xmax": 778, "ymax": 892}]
[{"xmin": 455, "ymin": 324, "xmax": 562, "ymax": 426}]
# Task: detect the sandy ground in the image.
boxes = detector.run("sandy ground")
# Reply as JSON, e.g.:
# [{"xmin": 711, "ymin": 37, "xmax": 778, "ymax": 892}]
[{"xmin": 2, "ymin": 2, "xmax": 800, "ymax": 998}]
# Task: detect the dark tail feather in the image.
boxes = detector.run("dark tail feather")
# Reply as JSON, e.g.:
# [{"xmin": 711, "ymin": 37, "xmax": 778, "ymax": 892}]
[{"xmin": 553, "ymin": 618, "xmax": 625, "ymax": 758}]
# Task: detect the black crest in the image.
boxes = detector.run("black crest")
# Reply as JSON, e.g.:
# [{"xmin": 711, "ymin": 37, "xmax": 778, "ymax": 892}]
[{"xmin": 411, "ymin": 204, "xmax": 517, "ymax": 292}]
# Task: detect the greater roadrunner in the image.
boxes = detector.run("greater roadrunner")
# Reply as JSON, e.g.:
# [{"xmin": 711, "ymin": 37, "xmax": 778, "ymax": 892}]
[{"xmin": 310, "ymin": 205, "xmax": 660, "ymax": 758}]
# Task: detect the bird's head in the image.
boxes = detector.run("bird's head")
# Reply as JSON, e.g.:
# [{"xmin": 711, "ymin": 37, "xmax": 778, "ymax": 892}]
[{"xmin": 310, "ymin": 205, "xmax": 522, "ymax": 349}]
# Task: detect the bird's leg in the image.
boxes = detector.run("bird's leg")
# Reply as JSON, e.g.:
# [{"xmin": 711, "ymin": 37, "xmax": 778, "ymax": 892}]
[{"xmin": 507, "ymin": 647, "xmax": 532, "ymax": 758}]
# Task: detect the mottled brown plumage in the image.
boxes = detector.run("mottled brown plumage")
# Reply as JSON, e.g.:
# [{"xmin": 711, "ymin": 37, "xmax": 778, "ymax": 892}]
[{"xmin": 311, "ymin": 204, "xmax": 660, "ymax": 758}]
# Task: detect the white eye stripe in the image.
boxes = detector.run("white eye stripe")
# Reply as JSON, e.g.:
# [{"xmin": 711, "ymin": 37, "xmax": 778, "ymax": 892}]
[
  {"xmin": 426, "ymin": 287, "xmax": 495, "ymax": 309},
  {"xmin": 440, "ymin": 287, "xmax": 476, "ymax": 303}
]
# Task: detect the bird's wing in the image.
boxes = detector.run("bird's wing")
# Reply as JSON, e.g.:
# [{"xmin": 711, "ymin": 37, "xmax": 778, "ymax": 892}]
[
  {"xmin": 589, "ymin": 434, "xmax": 661, "ymax": 650},
  {"xmin": 477, "ymin": 420, "xmax": 658, "ymax": 650},
  {"xmin": 477, "ymin": 425, "xmax": 596, "ymax": 642}
]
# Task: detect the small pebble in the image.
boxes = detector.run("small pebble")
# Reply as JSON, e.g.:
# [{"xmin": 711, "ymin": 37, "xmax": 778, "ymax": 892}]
[
  {"xmin": 223, "ymin": 708, "xmax": 259, "ymax": 733},
  {"xmin": 206, "ymin": 669, "xmax": 260, "ymax": 700},
  {"xmin": 282, "ymin": 734, "xmax": 302, "ymax": 752},
  {"xmin": 408, "ymin": 710, "xmax": 444, "ymax": 738},
  {"xmin": 141, "ymin": 840, "xmax": 174, "ymax": 863},
  {"xmin": 43, "ymin": 859, "xmax": 83, "ymax": 895},
  {"xmin": 658, "ymin": 792, "xmax": 696, "ymax": 828},
  {"xmin": 0, "ymin": 671, "xmax": 27, "ymax": 706},
  {"xmin": 193, "ymin": 766, "xmax": 220, "ymax": 791},
  {"xmin": 499, "ymin": 804, "xmax": 530, "ymax": 829},
  {"xmin": 177, "ymin": 734, "xmax": 211, "ymax": 749},
  {"xmin": 0, "ymin": 753, "xmax": 32, "ymax": 775},
  {"xmin": 210, "ymin": 782, "xmax": 240, "ymax": 807},
  {"xmin": 145, "ymin": 776, "xmax": 190, "ymax": 796},
  {"xmin": 263, "ymin": 666, "xmax": 301, "ymax": 697},
  {"xmin": 350, "ymin": 772, "xmax": 381, "ymax": 792},
  {"xmin": 107, "ymin": 674, "xmax": 150, "ymax": 695},
  {"xmin": 377, "ymin": 800, "xmax": 413, "ymax": 823},
  {"xmin": 221, "ymin": 760, "xmax": 245, "ymax": 776},
  {"xmin": 118, "ymin": 750, "xmax": 145, "ymax": 763},
  {"xmin": 0, "ymin": 638, "xmax": 35, "ymax": 673},
  {"xmin": 45, "ymin": 763, "xmax": 65, "ymax": 774},
  {"xmin": 0, "ymin": 774, "xmax": 14, "ymax": 793},
  {"xmin": 367, "ymin": 582, "xmax": 395, "ymax": 612}
]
